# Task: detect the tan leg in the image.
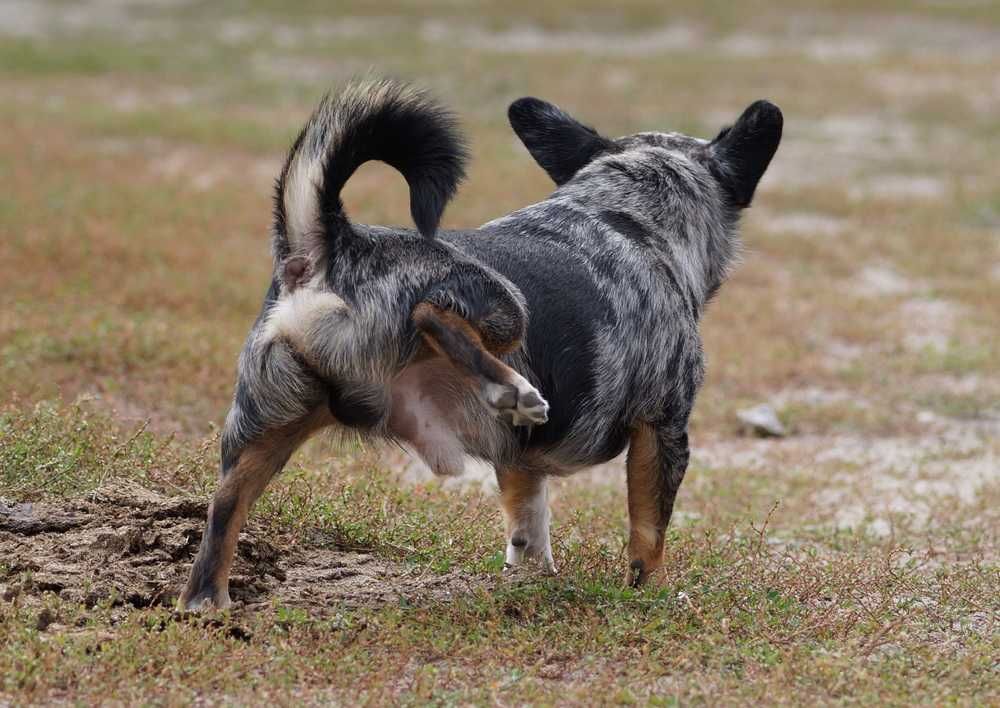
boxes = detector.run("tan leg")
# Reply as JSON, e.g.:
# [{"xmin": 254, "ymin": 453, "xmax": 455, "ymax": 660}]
[
  {"xmin": 625, "ymin": 423, "xmax": 690, "ymax": 588},
  {"xmin": 496, "ymin": 466, "xmax": 556, "ymax": 573},
  {"xmin": 179, "ymin": 409, "xmax": 330, "ymax": 610}
]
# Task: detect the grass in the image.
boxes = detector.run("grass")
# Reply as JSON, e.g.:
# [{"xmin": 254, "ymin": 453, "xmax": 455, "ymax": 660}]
[
  {"xmin": 2, "ymin": 404, "xmax": 996, "ymax": 705},
  {"xmin": 1, "ymin": 0, "xmax": 999, "ymax": 704}
]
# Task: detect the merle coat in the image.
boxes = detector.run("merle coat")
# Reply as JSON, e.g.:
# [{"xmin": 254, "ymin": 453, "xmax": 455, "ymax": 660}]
[{"xmin": 180, "ymin": 79, "xmax": 782, "ymax": 610}]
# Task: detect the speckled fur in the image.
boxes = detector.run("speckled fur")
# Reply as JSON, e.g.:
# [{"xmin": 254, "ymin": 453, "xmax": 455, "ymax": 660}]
[{"xmin": 181, "ymin": 79, "xmax": 782, "ymax": 608}]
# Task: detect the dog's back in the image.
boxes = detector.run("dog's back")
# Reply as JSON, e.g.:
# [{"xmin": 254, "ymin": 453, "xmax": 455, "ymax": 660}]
[{"xmin": 446, "ymin": 99, "xmax": 780, "ymax": 473}]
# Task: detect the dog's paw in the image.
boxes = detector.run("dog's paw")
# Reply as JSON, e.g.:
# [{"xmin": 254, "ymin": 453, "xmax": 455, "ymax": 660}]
[
  {"xmin": 504, "ymin": 535, "xmax": 557, "ymax": 575},
  {"xmin": 484, "ymin": 376, "xmax": 549, "ymax": 426},
  {"xmin": 177, "ymin": 588, "xmax": 231, "ymax": 613},
  {"xmin": 511, "ymin": 383, "xmax": 549, "ymax": 425}
]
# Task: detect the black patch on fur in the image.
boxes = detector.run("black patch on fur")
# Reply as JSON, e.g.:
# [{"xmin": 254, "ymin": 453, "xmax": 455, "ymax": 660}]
[
  {"xmin": 594, "ymin": 420, "xmax": 630, "ymax": 463},
  {"xmin": 182, "ymin": 493, "xmax": 238, "ymax": 605},
  {"xmin": 597, "ymin": 210, "xmax": 655, "ymax": 248},
  {"xmin": 443, "ymin": 230, "xmax": 606, "ymax": 449},
  {"xmin": 508, "ymin": 97, "xmax": 616, "ymax": 185},
  {"xmin": 710, "ymin": 100, "xmax": 783, "ymax": 208},
  {"xmin": 328, "ymin": 382, "xmax": 384, "ymax": 429},
  {"xmin": 221, "ymin": 381, "xmax": 258, "ymax": 471},
  {"xmin": 208, "ymin": 493, "xmax": 238, "ymax": 540}
]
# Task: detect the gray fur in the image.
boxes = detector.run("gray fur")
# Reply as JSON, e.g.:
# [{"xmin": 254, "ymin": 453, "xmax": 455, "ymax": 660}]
[{"xmin": 200, "ymin": 80, "xmax": 782, "ymax": 594}]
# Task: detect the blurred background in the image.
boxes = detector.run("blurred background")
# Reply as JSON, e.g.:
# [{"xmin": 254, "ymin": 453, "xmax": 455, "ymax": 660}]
[
  {"xmin": 2, "ymin": 0, "xmax": 998, "ymax": 516},
  {"xmin": 1, "ymin": 1, "xmax": 998, "ymax": 702}
]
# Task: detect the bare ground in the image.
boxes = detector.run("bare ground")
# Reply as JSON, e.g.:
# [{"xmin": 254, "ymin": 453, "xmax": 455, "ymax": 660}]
[{"xmin": 0, "ymin": 481, "xmax": 481, "ymax": 616}]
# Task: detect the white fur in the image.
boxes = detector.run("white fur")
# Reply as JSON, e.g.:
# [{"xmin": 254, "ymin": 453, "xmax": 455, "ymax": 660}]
[
  {"xmin": 282, "ymin": 153, "xmax": 325, "ymax": 248},
  {"xmin": 481, "ymin": 375, "xmax": 549, "ymax": 425},
  {"xmin": 261, "ymin": 287, "xmax": 347, "ymax": 350},
  {"xmin": 504, "ymin": 479, "xmax": 556, "ymax": 574}
]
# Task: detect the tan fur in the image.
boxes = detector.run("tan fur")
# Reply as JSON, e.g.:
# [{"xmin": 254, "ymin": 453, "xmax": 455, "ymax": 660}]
[
  {"xmin": 497, "ymin": 467, "xmax": 543, "ymax": 533},
  {"xmin": 625, "ymin": 423, "xmax": 664, "ymax": 585},
  {"xmin": 412, "ymin": 302, "xmax": 548, "ymax": 427},
  {"xmin": 188, "ymin": 409, "xmax": 332, "ymax": 609},
  {"xmin": 413, "ymin": 302, "xmax": 518, "ymax": 364}
]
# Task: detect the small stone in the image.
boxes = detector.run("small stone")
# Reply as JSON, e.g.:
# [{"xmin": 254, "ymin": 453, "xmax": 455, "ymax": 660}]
[{"xmin": 736, "ymin": 404, "xmax": 787, "ymax": 437}]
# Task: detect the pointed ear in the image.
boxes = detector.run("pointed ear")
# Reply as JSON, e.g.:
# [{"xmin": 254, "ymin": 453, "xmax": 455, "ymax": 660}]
[
  {"xmin": 508, "ymin": 97, "xmax": 614, "ymax": 185},
  {"xmin": 710, "ymin": 100, "xmax": 783, "ymax": 208}
]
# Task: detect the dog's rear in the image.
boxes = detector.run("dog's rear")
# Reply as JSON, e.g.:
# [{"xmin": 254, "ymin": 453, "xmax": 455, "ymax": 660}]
[
  {"xmin": 181, "ymin": 80, "xmax": 471, "ymax": 610},
  {"xmin": 181, "ymin": 80, "xmax": 548, "ymax": 611}
]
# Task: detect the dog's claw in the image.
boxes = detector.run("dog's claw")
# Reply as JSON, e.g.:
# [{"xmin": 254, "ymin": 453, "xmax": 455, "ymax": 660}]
[{"xmin": 625, "ymin": 559, "xmax": 650, "ymax": 589}]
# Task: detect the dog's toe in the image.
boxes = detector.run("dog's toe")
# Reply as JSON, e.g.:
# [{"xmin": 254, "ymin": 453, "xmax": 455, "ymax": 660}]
[
  {"xmin": 515, "ymin": 386, "xmax": 549, "ymax": 425},
  {"xmin": 483, "ymin": 378, "xmax": 548, "ymax": 426}
]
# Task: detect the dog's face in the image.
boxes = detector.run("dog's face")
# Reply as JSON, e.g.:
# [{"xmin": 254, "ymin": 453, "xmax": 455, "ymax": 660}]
[{"xmin": 508, "ymin": 97, "xmax": 782, "ymax": 212}]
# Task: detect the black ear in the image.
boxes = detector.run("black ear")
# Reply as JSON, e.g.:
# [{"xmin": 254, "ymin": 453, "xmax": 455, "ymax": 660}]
[
  {"xmin": 710, "ymin": 100, "xmax": 783, "ymax": 208},
  {"xmin": 508, "ymin": 97, "xmax": 614, "ymax": 185}
]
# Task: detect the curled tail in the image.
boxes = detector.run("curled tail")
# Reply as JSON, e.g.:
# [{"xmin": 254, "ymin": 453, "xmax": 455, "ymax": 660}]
[{"xmin": 274, "ymin": 78, "xmax": 468, "ymax": 255}]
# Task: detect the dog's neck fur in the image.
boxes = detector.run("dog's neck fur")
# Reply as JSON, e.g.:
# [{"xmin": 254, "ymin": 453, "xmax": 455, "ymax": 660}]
[{"xmin": 550, "ymin": 145, "xmax": 739, "ymax": 310}]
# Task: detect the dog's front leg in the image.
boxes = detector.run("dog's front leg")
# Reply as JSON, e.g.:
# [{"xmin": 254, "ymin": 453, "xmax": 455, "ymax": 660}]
[
  {"xmin": 496, "ymin": 467, "xmax": 556, "ymax": 574},
  {"xmin": 624, "ymin": 422, "xmax": 690, "ymax": 588}
]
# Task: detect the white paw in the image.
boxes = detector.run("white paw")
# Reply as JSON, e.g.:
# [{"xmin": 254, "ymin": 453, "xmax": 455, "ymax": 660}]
[
  {"xmin": 504, "ymin": 538, "xmax": 557, "ymax": 575},
  {"xmin": 484, "ymin": 376, "xmax": 549, "ymax": 426}
]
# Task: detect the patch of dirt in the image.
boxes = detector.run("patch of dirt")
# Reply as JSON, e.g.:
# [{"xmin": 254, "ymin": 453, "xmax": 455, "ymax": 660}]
[
  {"xmin": 0, "ymin": 481, "xmax": 480, "ymax": 614},
  {"xmin": 763, "ymin": 211, "xmax": 848, "ymax": 238},
  {"xmin": 85, "ymin": 135, "xmax": 279, "ymax": 194},
  {"xmin": 849, "ymin": 174, "xmax": 951, "ymax": 202},
  {"xmin": 853, "ymin": 263, "xmax": 917, "ymax": 297},
  {"xmin": 0, "ymin": 0, "xmax": 186, "ymax": 41},
  {"xmin": 420, "ymin": 20, "xmax": 701, "ymax": 56},
  {"xmin": 898, "ymin": 297, "xmax": 963, "ymax": 353}
]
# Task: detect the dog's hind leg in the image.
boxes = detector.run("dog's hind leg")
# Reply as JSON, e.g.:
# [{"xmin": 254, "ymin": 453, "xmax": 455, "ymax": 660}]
[
  {"xmin": 179, "ymin": 413, "xmax": 329, "ymax": 611},
  {"xmin": 179, "ymin": 340, "xmax": 331, "ymax": 611},
  {"xmin": 496, "ymin": 466, "xmax": 556, "ymax": 574},
  {"xmin": 624, "ymin": 422, "xmax": 690, "ymax": 588},
  {"xmin": 412, "ymin": 300, "xmax": 548, "ymax": 426}
]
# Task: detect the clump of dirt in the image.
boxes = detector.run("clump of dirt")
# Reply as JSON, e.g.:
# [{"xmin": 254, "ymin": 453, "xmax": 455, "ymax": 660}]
[{"xmin": 0, "ymin": 481, "xmax": 479, "ymax": 615}]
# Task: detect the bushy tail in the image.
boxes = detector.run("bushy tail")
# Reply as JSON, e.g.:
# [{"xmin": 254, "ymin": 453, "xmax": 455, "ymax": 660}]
[{"xmin": 274, "ymin": 78, "xmax": 468, "ymax": 252}]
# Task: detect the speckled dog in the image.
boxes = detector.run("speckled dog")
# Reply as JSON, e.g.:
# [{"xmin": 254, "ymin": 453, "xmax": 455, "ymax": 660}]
[{"xmin": 179, "ymin": 79, "xmax": 782, "ymax": 610}]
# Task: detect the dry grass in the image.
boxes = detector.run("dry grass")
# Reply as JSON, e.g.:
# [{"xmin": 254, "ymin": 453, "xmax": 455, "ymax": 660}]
[{"xmin": 1, "ymin": 0, "xmax": 998, "ymax": 704}]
